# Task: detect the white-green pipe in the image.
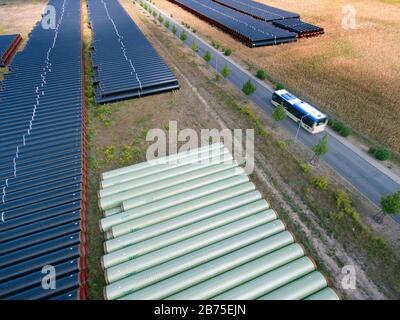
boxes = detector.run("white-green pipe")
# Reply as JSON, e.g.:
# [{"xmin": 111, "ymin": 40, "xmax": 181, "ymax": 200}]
[
  {"xmin": 102, "ymin": 176, "xmax": 252, "ymax": 234},
  {"xmin": 258, "ymin": 271, "xmax": 327, "ymax": 300},
  {"xmin": 212, "ymin": 257, "xmax": 316, "ymax": 300},
  {"xmin": 105, "ymin": 212, "xmax": 277, "ymax": 284},
  {"xmin": 128, "ymin": 242, "xmax": 304, "ymax": 300},
  {"xmin": 167, "ymin": 243, "xmax": 304, "ymax": 300},
  {"xmin": 105, "ymin": 224, "xmax": 288, "ymax": 300},
  {"xmin": 121, "ymin": 165, "xmax": 244, "ymax": 211},
  {"xmin": 108, "ymin": 182, "xmax": 256, "ymax": 239},
  {"xmin": 99, "ymin": 151, "xmax": 233, "ymax": 197},
  {"xmin": 99, "ymin": 163, "xmax": 241, "ymax": 211},
  {"xmin": 104, "ymin": 207, "xmax": 122, "ymax": 217},
  {"xmin": 102, "ymin": 143, "xmax": 225, "ymax": 181},
  {"xmin": 104, "ymin": 194, "xmax": 265, "ymax": 253},
  {"xmin": 305, "ymin": 288, "xmax": 339, "ymax": 300},
  {"xmin": 101, "ymin": 144, "xmax": 228, "ymax": 188},
  {"xmin": 102, "ymin": 207, "xmax": 275, "ymax": 269}
]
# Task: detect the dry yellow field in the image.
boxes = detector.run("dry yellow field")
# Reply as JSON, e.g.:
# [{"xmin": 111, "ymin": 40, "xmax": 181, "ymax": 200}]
[{"xmin": 153, "ymin": 0, "xmax": 400, "ymax": 152}]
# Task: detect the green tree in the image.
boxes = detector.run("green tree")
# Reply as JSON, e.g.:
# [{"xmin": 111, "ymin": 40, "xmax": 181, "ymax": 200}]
[
  {"xmin": 256, "ymin": 69, "xmax": 266, "ymax": 80},
  {"xmin": 369, "ymin": 146, "xmax": 391, "ymax": 161},
  {"xmin": 180, "ymin": 31, "xmax": 187, "ymax": 42},
  {"xmin": 224, "ymin": 48, "xmax": 232, "ymax": 56},
  {"xmin": 312, "ymin": 134, "xmax": 329, "ymax": 164},
  {"xmin": 276, "ymin": 83, "xmax": 285, "ymax": 90},
  {"xmin": 191, "ymin": 41, "xmax": 199, "ymax": 52},
  {"xmin": 172, "ymin": 25, "xmax": 177, "ymax": 35},
  {"xmin": 164, "ymin": 20, "xmax": 170, "ymax": 28},
  {"xmin": 242, "ymin": 80, "xmax": 256, "ymax": 96},
  {"xmin": 204, "ymin": 50, "xmax": 212, "ymax": 63},
  {"xmin": 272, "ymin": 104, "xmax": 287, "ymax": 122},
  {"xmin": 375, "ymin": 191, "xmax": 400, "ymax": 223},
  {"xmin": 158, "ymin": 15, "xmax": 164, "ymax": 24},
  {"xmin": 221, "ymin": 63, "xmax": 230, "ymax": 78}
]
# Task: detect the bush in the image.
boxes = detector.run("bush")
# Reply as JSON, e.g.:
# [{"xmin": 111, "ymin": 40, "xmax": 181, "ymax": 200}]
[
  {"xmin": 215, "ymin": 73, "xmax": 221, "ymax": 81},
  {"xmin": 152, "ymin": 11, "xmax": 157, "ymax": 17},
  {"xmin": 242, "ymin": 80, "xmax": 256, "ymax": 96},
  {"xmin": 192, "ymin": 28, "xmax": 197, "ymax": 33},
  {"xmin": 164, "ymin": 20, "xmax": 170, "ymax": 28},
  {"xmin": 334, "ymin": 191, "xmax": 361, "ymax": 223},
  {"xmin": 275, "ymin": 83, "xmax": 285, "ymax": 90},
  {"xmin": 172, "ymin": 25, "xmax": 177, "ymax": 34},
  {"xmin": 331, "ymin": 120, "xmax": 352, "ymax": 137},
  {"xmin": 272, "ymin": 104, "xmax": 287, "ymax": 122},
  {"xmin": 369, "ymin": 146, "xmax": 391, "ymax": 161},
  {"xmin": 224, "ymin": 48, "xmax": 232, "ymax": 56},
  {"xmin": 256, "ymin": 69, "xmax": 266, "ymax": 80},
  {"xmin": 221, "ymin": 64, "xmax": 230, "ymax": 78},
  {"xmin": 204, "ymin": 50, "xmax": 212, "ymax": 63},
  {"xmin": 211, "ymin": 40, "xmax": 220, "ymax": 49},
  {"xmin": 103, "ymin": 146, "xmax": 114, "ymax": 162},
  {"xmin": 191, "ymin": 41, "xmax": 199, "ymax": 52},
  {"xmin": 276, "ymin": 140, "xmax": 287, "ymax": 150},
  {"xmin": 119, "ymin": 144, "xmax": 133, "ymax": 166},
  {"xmin": 158, "ymin": 15, "xmax": 164, "ymax": 24},
  {"xmin": 299, "ymin": 161, "xmax": 312, "ymax": 174},
  {"xmin": 310, "ymin": 176, "xmax": 329, "ymax": 190},
  {"xmin": 180, "ymin": 32, "xmax": 188, "ymax": 42}
]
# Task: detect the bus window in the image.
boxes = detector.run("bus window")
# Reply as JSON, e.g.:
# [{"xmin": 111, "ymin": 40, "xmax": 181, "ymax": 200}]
[
  {"xmin": 302, "ymin": 116, "xmax": 314, "ymax": 127},
  {"xmin": 272, "ymin": 93, "xmax": 282, "ymax": 104}
]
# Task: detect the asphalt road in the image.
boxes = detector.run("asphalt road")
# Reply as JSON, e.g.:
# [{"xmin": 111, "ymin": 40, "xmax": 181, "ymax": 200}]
[{"xmin": 140, "ymin": 1, "xmax": 400, "ymax": 223}]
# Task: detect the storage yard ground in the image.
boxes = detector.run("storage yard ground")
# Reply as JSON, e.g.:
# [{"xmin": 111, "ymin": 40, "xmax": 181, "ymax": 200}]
[
  {"xmin": 1, "ymin": 0, "xmax": 400, "ymax": 300},
  {"xmin": 152, "ymin": 0, "xmax": 400, "ymax": 155}
]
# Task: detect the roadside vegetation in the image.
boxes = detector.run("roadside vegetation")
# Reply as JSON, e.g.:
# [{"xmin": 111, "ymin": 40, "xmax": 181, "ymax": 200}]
[
  {"xmin": 329, "ymin": 120, "xmax": 352, "ymax": 137},
  {"xmin": 242, "ymin": 80, "xmax": 256, "ymax": 96},
  {"xmin": 369, "ymin": 146, "xmax": 392, "ymax": 161}
]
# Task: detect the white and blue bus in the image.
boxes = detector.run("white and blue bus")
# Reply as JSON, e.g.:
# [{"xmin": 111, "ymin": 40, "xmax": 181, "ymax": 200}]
[{"xmin": 272, "ymin": 89, "xmax": 328, "ymax": 134}]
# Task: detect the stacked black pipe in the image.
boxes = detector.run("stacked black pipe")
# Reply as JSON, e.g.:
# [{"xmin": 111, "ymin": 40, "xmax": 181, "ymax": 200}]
[
  {"xmin": 0, "ymin": 0, "xmax": 88, "ymax": 300},
  {"xmin": 212, "ymin": 0, "xmax": 299, "ymax": 22},
  {"xmin": 272, "ymin": 19, "xmax": 324, "ymax": 38},
  {"xmin": 168, "ymin": 0, "xmax": 297, "ymax": 47},
  {"xmin": 87, "ymin": 0, "xmax": 179, "ymax": 104},
  {"xmin": 211, "ymin": 0, "xmax": 324, "ymax": 39},
  {"xmin": 0, "ymin": 34, "xmax": 22, "ymax": 67}
]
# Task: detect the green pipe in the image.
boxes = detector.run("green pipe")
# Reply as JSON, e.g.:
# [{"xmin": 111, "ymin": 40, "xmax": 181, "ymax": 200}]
[
  {"xmin": 212, "ymin": 257, "xmax": 316, "ymax": 300},
  {"xmin": 121, "ymin": 165, "xmax": 244, "ymax": 211},
  {"xmin": 102, "ymin": 176, "xmax": 252, "ymax": 233},
  {"xmin": 104, "ymin": 194, "xmax": 265, "ymax": 253},
  {"xmin": 102, "ymin": 207, "xmax": 275, "ymax": 269},
  {"xmin": 99, "ymin": 151, "xmax": 233, "ymax": 197},
  {"xmin": 102, "ymin": 143, "xmax": 225, "ymax": 181},
  {"xmin": 167, "ymin": 243, "xmax": 304, "ymax": 300},
  {"xmin": 99, "ymin": 163, "xmax": 241, "ymax": 211},
  {"xmin": 129, "ymin": 243, "xmax": 304, "ymax": 300},
  {"xmin": 105, "ymin": 212, "xmax": 278, "ymax": 284},
  {"xmin": 258, "ymin": 271, "xmax": 327, "ymax": 300},
  {"xmin": 105, "ymin": 224, "xmax": 288, "ymax": 300},
  {"xmin": 104, "ymin": 207, "xmax": 122, "ymax": 217},
  {"xmin": 108, "ymin": 182, "xmax": 256, "ymax": 239}
]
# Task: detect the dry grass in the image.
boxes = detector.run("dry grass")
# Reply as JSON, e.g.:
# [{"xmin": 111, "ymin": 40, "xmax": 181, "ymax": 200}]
[
  {"xmin": 153, "ymin": 0, "xmax": 400, "ymax": 153},
  {"xmin": 0, "ymin": 1, "xmax": 46, "ymax": 37}
]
